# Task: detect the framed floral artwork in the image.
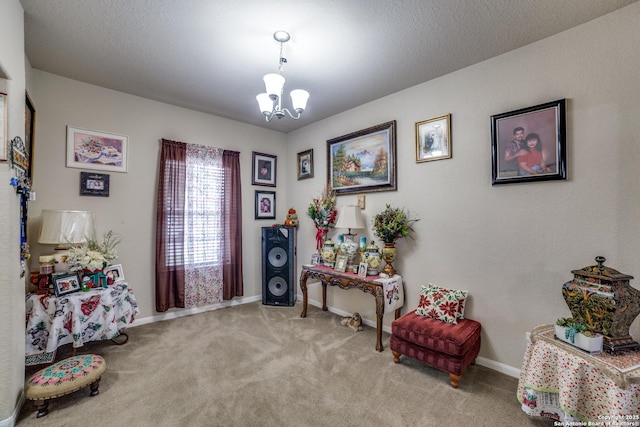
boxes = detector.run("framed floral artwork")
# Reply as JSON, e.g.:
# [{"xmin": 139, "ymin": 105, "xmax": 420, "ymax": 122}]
[{"xmin": 66, "ymin": 126, "xmax": 128, "ymax": 173}]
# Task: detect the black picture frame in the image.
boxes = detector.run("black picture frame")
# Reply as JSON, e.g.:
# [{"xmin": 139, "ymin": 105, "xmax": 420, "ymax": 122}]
[
  {"xmin": 297, "ymin": 149, "xmax": 314, "ymax": 180},
  {"xmin": 80, "ymin": 171, "xmax": 110, "ymax": 197},
  {"xmin": 255, "ymin": 190, "xmax": 276, "ymax": 219},
  {"xmin": 52, "ymin": 272, "xmax": 81, "ymax": 297},
  {"xmin": 327, "ymin": 120, "xmax": 397, "ymax": 195},
  {"xmin": 491, "ymin": 99, "xmax": 567, "ymax": 185},
  {"xmin": 252, "ymin": 152, "xmax": 277, "ymax": 187},
  {"xmin": 25, "ymin": 92, "xmax": 36, "ymax": 180}
]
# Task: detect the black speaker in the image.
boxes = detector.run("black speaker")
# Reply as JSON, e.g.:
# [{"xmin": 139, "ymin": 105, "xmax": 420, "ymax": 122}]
[{"xmin": 262, "ymin": 226, "xmax": 296, "ymax": 306}]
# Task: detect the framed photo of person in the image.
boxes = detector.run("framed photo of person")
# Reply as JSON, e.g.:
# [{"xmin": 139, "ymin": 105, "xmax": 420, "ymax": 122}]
[
  {"xmin": 80, "ymin": 171, "xmax": 110, "ymax": 197},
  {"xmin": 358, "ymin": 262, "xmax": 368, "ymax": 277},
  {"xmin": 252, "ymin": 152, "xmax": 277, "ymax": 187},
  {"xmin": 297, "ymin": 149, "xmax": 314, "ymax": 180},
  {"xmin": 491, "ymin": 99, "xmax": 566, "ymax": 185},
  {"xmin": 334, "ymin": 255, "xmax": 348, "ymax": 272},
  {"xmin": 103, "ymin": 264, "xmax": 125, "ymax": 285},
  {"xmin": 255, "ymin": 190, "xmax": 276, "ymax": 219},
  {"xmin": 52, "ymin": 273, "xmax": 81, "ymax": 297}
]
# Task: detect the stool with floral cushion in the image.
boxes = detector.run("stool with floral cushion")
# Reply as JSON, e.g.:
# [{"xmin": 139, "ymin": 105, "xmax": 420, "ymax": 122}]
[
  {"xmin": 25, "ymin": 354, "xmax": 106, "ymax": 418},
  {"xmin": 390, "ymin": 283, "xmax": 481, "ymax": 388}
]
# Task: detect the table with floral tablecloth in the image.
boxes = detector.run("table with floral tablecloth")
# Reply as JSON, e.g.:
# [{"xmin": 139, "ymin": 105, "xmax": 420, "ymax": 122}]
[
  {"xmin": 25, "ymin": 281, "xmax": 139, "ymax": 365},
  {"xmin": 517, "ymin": 324, "xmax": 640, "ymax": 424}
]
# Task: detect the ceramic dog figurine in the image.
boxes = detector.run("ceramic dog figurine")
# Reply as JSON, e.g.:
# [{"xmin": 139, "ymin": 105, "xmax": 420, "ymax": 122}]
[{"xmin": 341, "ymin": 312, "xmax": 363, "ymax": 332}]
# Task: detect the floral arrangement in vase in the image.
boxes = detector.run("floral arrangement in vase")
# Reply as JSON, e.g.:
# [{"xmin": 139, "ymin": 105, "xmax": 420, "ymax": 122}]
[
  {"xmin": 66, "ymin": 230, "xmax": 121, "ymax": 273},
  {"xmin": 372, "ymin": 204, "xmax": 419, "ymax": 244},
  {"xmin": 307, "ymin": 186, "xmax": 338, "ymax": 250},
  {"xmin": 372, "ymin": 204, "xmax": 419, "ymax": 276}
]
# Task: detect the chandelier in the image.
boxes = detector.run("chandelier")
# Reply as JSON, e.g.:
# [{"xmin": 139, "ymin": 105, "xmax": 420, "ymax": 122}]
[{"xmin": 256, "ymin": 31, "xmax": 310, "ymax": 122}]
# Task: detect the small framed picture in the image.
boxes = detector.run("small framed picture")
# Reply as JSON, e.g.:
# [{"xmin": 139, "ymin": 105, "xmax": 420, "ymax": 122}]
[
  {"xmin": 80, "ymin": 272, "xmax": 107, "ymax": 291},
  {"xmin": 80, "ymin": 171, "xmax": 110, "ymax": 197},
  {"xmin": 103, "ymin": 264, "xmax": 125, "ymax": 285},
  {"xmin": 52, "ymin": 273, "xmax": 81, "ymax": 297},
  {"xmin": 358, "ymin": 262, "xmax": 368, "ymax": 277},
  {"xmin": 255, "ymin": 190, "xmax": 276, "ymax": 219},
  {"xmin": 297, "ymin": 149, "xmax": 314, "ymax": 180},
  {"xmin": 334, "ymin": 255, "xmax": 348, "ymax": 272},
  {"xmin": 416, "ymin": 114, "xmax": 452, "ymax": 162},
  {"xmin": 66, "ymin": 126, "xmax": 128, "ymax": 173},
  {"xmin": 311, "ymin": 253, "xmax": 321, "ymax": 265},
  {"xmin": 252, "ymin": 152, "xmax": 277, "ymax": 187},
  {"xmin": 491, "ymin": 99, "xmax": 566, "ymax": 185}
]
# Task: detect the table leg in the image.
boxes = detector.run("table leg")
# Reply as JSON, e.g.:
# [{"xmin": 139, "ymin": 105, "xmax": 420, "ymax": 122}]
[
  {"xmin": 375, "ymin": 287, "xmax": 385, "ymax": 352},
  {"xmin": 322, "ymin": 282, "xmax": 328, "ymax": 311},
  {"xmin": 300, "ymin": 272, "xmax": 308, "ymax": 318},
  {"xmin": 395, "ymin": 307, "xmax": 402, "ymax": 320}
]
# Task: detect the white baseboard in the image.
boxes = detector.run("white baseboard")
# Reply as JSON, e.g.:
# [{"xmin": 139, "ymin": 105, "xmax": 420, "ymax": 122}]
[
  {"xmin": 302, "ymin": 296, "xmax": 521, "ymax": 379},
  {"xmin": 1, "ymin": 391, "xmax": 24, "ymax": 427}
]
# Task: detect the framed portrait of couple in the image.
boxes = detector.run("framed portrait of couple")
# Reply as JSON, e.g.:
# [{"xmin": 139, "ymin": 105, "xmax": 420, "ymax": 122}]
[{"xmin": 491, "ymin": 99, "xmax": 567, "ymax": 185}]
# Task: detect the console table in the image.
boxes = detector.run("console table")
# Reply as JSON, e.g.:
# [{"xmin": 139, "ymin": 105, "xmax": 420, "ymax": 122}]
[
  {"xmin": 25, "ymin": 281, "xmax": 139, "ymax": 365},
  {"xmin": 517, "ymin": 324, "xmax": 640, "ymax": 423},
  {"xmin": 299, "ymin": 264, "xmax": 404, "ymax": 352}
]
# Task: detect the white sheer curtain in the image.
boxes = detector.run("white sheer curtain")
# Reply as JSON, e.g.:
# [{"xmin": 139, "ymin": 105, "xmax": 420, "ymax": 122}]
[{"xmin": 183, "ymin": 144, "xmax": 224, "ymax": 307}]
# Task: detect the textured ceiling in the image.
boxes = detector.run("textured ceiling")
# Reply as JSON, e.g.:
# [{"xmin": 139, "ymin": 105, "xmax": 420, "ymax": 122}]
[{"xmin": 20, "ymin": 0, "xmax": 637, "ymax": 133}]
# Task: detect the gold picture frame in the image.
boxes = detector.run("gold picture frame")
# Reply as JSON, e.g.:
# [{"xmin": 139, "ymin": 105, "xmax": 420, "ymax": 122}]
[{"xmin": 415, "ymin": 114, "xmax": 452, "ymax": 163}]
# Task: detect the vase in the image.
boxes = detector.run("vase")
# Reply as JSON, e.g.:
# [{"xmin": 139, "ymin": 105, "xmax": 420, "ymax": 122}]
[
  {"xmin": 362, "ymin": 241, "xmax": 381, "ymax": 276},
  {"xmin": 381, "ymin": 242, "xmax": 397, "ymax": 276},
  {"xmin": 321, "ymin": 239, "xmax": 337, "ymax": 268}
]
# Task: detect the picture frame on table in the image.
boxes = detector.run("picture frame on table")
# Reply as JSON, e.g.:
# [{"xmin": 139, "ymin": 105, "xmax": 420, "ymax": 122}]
[
  {"xmin": 334, "ymin": 255, "xmax": 348, "ymax": 272},
  {"xmin": 52, "ymin": 272, "xmax": 81, "ymax": 297},
  {"xmin": 311, "ymin": 253, "xmax": 321, "ymax": 265},
  {"xmin": 103, "ymin": 264, "xmax": 125, "ymax": 285},
  {"xmin": 80, "ymin": 171, "xmax": 110, "ymax": 197},
  {"xmin": 415, "ymin": 114, "xmax": 451, "ymax": 163},
  {"xmin": 80, "ymin": 272, "xmax": 107, "ymax": 291},
  {"xmin": 358, "ymin": 262, "xmax": 368, "ymax": 278},
  {"xmin": 297, "ymin": 149, "xmax": 314, "ymax": 180},
  {"xmin": 252, "ymin": 152, "xmax": 277, "ymax": 186},
  {"xmin": 255, "ymin": 190, "xmax": 276, "ymax": 219},
  {"xmin": 327, "ymin": 120, "xmax": 397, "ymax": 195},
  {"xmin": 66, "ymin": 126, "xmax": 128, "ymax": 173},
  {"xmin": 491, "ymin": 99, "xmax": 566, "ymax": 185}
]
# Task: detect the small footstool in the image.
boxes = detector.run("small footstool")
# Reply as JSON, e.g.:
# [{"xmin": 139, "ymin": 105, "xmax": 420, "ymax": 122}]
[
  {"xmin": 25, "ymin": 354, "xmax": 106, "ymax": 418},
  {"xmin": 390, "ymin": 312, "xmax": 481, "ymax": 388}
]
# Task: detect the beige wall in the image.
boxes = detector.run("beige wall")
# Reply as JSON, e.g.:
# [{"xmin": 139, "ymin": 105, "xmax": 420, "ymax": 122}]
[
  {"xmin": 4, "ymin": 3, "xmax": 640, "ymax": 422},
  {"xmin": 27, "ymin": 71, "xmax": 288, "ymax": 324},
  {"xmin": 286, "ymin": 3, "xmax": 640, "ymax": 371}
]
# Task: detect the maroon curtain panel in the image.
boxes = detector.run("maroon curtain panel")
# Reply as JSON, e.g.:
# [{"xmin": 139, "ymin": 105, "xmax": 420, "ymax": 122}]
[
  {"xmin": 156, "ymin": 139, "xmax": 187, "ymax": 312},
  {"xmin": 222, "ymin": 150, "xmax": 244, "ymax": 299}
]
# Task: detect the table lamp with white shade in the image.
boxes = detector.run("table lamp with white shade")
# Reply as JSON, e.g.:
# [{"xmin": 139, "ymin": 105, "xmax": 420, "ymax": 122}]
[{"xmin": 38, "ymin": 210, "xmax": 95, "ymax": 272}]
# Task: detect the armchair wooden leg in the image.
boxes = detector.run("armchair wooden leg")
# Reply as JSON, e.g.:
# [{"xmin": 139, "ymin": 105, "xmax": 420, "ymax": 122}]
[
  {"xmin": 392, "ymin": 350, "xmax": 401, "ymax": 363},
  {"xmin": 449, "ymin": 373, "xmax": 461, "ymax": 388}
]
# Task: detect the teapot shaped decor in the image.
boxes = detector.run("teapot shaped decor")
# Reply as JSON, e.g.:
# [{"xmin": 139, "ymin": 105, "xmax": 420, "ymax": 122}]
[{"xmin": 362, "ymin": 241, "xmax": 382, "ymax": 276}]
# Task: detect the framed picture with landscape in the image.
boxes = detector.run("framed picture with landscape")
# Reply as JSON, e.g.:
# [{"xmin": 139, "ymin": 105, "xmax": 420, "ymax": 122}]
[
  {"xmin": 327, "ymin": 120, "xmax": 397, "ymax": 195},
  {"xmin": 491, "ymin": 99, "xmax": 566, "ymax": 185}
]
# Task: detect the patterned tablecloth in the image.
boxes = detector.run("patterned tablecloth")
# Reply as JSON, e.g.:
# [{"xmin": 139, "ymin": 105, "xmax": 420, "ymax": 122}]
[
  {"xmin": 25, "ymin": 281, "xmax": 139, "ymax": 365},
  {"xmin": 517, "ymin": 324, "xmax": 640, "ymax": 424}
]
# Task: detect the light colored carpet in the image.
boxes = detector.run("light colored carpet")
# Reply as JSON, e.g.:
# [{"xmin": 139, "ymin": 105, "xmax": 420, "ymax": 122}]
[{"xmin": 17, "ymin": 301, "xmax": 551, "ymax": 426}]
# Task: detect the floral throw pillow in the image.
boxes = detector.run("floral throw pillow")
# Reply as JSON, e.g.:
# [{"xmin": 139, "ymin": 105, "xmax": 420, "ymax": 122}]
[{"xmin": 415, "ymin": 283, "xmax": 468, "ymax": 324}]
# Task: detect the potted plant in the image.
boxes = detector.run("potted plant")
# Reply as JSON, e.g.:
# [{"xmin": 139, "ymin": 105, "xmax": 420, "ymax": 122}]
[
  {"xmin": 554, "ymin": 317, "xmax": 603, "ymax": 354},
  {"xmin": 372, "ymin": 204, "xmax": 419, "ymax": 276}
]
